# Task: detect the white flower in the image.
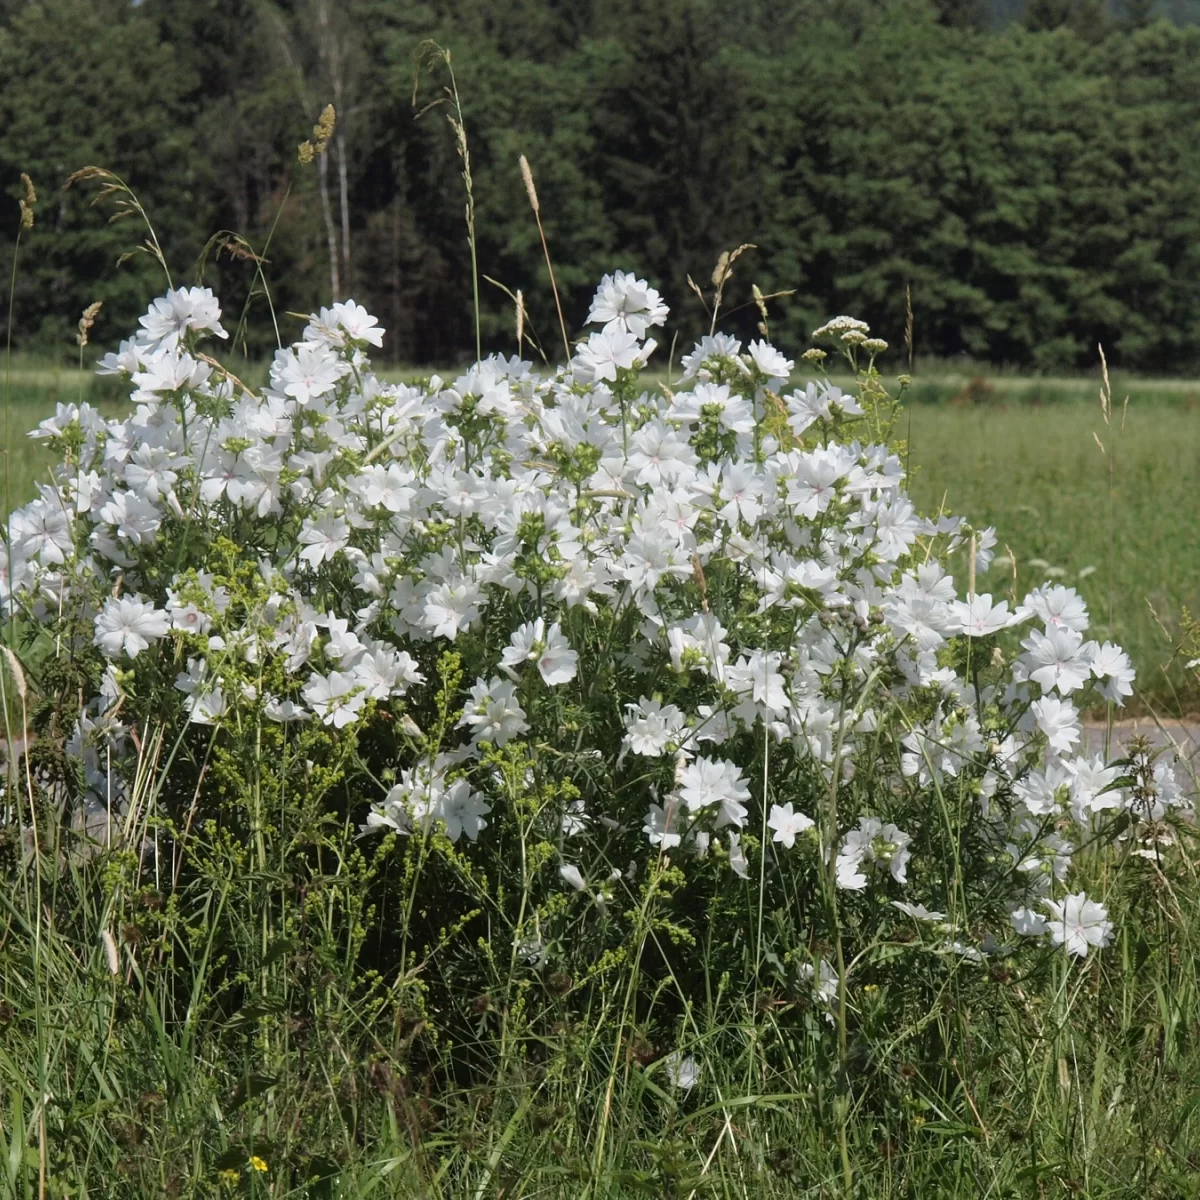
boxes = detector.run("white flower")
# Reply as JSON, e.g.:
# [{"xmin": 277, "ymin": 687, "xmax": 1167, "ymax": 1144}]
[
  {"xmin": 1090, "ymin": 641, "xmax": 1135, "ymax": 704},
  {"xmin": 573, "ymin": 328, "xmax": 645, "ymax": 383},
  {"xmin": 264, "ymin": 696, "xmax": 309, "ymax": 722},
  {"xmin": 1043, "ymin": 892, "xmax": 1113, "ymax": 958},
  {"xmin": 726, "ymin": 831, "xmax": 749, "ymax": 878},
  {"xmin": 275, "ymin": 342, "xmax": 346, "ymax": 406},
  {"xmin": 587, "ymin": 270, "xmax": 668, "ymax": 339},
  {"xmin": 663, "ymin": 1050, "xmax": 700, "ymax": 1090},
  {"xmin": 1019, "ymin": 584, "xmax": 1089, "ymax": 633},
  {"xmin": 500, "ymin": 618, "xmax": 578, "ymax": 686},
  {"xmin": 1021, "ymin": 626, "xmax": 1093, "ymax": 694},
  {"xmin": 438, "ymin": 779, "xmax": 491, "ymax": 842},
  {"xmin": 302, "ymin": 670, "xmax": 366, "ymax": 729},
  {"xmin": 678, "ymin": 757, "xmax": 751, "ymax": 828},
  {"xmin": 836, "ymin": 817, "xmax": 912, "ymax": 889},
  {"xmin": 814, "ymin": 315, "xmax": 869, "ymax": 339},
  {"xmin": 948, "ymin": 594, "xmax": 1022, "ymax": 638},
  {"xmin": 187, "ymin": 686, "xmax": 227, "ymax": 725},
  {"xmin": 892, "ymin": 901, "xmax": 946, "ymax": 922},
  {"xmin": 559, "ymin": 864, "xmax": 587, "ymax": 892},
  {"xmin": 137, "ymin": 286, "xmax": 227, "ymax": 353},
  {"xmin": 422, "ymin": 581, "xmax": 484, "ymax": 641},
  {"xmin": 622, "ymin": 698, "xmax": 686, "ymax": 757},
  {"xmin": 305, "ymin": 300, "xmax": 384, "ymax": 349},
  {"xmin": 1030, "ymin": 696, "xmax": 1081, "ymax": 755},
  {"xmin": 458, "ymin": 677, "xmax": 529, "ymax": 746},
  {"xmin": 1010, "ymin": 907, "xmax": 1048, "ymax": 937},
  {"xmin": 746, "ymin": 339, "xmax": 793, "ymax": 385},
  {"xmin": 767, "ymin": 802, "xmax": 814, "ymax": 849},
  {"xmin": 298, "ymin": 513, "xmax": 350, "ymax": 567},
  {"xmin": 94, "ymin": 596, "xmax": 170, "ymax": 659},
  {"xmin": 643, "ymin": 800, "xmax": 685, "ymax": 850}
]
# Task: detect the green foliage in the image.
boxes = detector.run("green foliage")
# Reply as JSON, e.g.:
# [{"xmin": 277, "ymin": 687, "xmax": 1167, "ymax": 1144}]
[{"xmin": 6, "ymin": 1, "xmax": 1200, "ymax": 369}]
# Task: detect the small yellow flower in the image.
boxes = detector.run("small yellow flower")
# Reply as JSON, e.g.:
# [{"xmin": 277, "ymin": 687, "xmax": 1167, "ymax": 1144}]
[
  {"xmin": 218, "ymin": 1168, "xmax": 240, "ymax": 1186},
  {"xmin": 249, "ymin": 1155, "xmax": 269, "ymax": 1173}
]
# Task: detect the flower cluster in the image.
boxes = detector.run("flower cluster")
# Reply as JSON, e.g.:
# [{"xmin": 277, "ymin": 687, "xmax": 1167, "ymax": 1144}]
[{"xmin": 7, "ymin": 273, "xmax": 1191, "ymax": 1007}]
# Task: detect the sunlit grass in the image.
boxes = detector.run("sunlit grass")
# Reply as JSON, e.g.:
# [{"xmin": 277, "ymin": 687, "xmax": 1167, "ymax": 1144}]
[{"xmin": 906, "ymin": 398, "xmax": 1200, "ymax": 714}]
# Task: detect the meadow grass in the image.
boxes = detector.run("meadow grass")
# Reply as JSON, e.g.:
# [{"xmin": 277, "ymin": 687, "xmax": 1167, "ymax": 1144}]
[{"xmin": 905, "ymin": 396, "xmax": 1200, "ymax": 715}]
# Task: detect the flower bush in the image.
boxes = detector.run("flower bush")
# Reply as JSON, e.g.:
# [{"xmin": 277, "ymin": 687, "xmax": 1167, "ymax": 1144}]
[{"xmin": 6, "ymin": 273, "xmax": 1193, "ymax": 1119}]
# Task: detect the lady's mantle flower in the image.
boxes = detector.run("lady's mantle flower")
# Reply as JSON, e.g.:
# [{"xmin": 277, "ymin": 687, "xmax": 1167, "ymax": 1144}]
[{"xmin": 94, "ymin": 595, "xmax": 170, "ymax": 658}]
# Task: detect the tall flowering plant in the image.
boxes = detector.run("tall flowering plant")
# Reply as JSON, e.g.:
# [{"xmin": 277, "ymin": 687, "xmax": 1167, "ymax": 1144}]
[{"xmin": 6, "ymin": 274, "xmax": 1190, "ymax": 1092}]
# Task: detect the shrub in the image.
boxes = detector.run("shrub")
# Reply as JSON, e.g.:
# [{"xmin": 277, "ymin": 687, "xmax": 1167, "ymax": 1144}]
[{"xmin": 1, "ymin": 274, "xmax": 1193, "ymax": 1191}]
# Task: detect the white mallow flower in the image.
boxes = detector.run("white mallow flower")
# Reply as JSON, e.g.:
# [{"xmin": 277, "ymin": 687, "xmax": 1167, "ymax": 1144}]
[
  {"xmin": 726, "ymin": 831, "xmax": 749, "ymax": 878},
  {"xmin": 264, "ymin": 696, "xmax": 309, "ymax": 722},
  {"xmin": 746, "ymin": 339, "xmax": 793, "ymax": 386},
  {"xmin": 302, "ymin": 670, "xmax": 366, "ymax": 729},
  {"xmin": 187, "ymin": 685, "xmax": 227, "ymax": 725},
  {"xmin": 1029, "ymin": 696, "xmax": 1081, "ymax": 755},
  {"xmin": 725, "ymin": 650, "xmax": 791, "ymax": 720},
  {"xmin": 1021, "ymin": 626, "xmax": 1094, "ymax": 695},
  {"xmin": 678, "ymin": 331, "xmax": 742, "ymax": 381},
  {"xmin": 1043, "ymin": 892, "xmax": 1113, "ymax": 958},
  {"xmin": 786, "ymin": 381, "xmax": 863, "ymax": 436},
  {"xmin": 1089, "ymin": 641, "xmax": 1135, "ymax": 704},
  {"xmin": 458, "ymin": 677, "xmax": 530, "ymax": 746},
  {"xmin": 1010, "ymin": 906, "xmax": 1049, "ymax": 937},
  {"xmin": 304, "ymin": 300, "xmax": 385, "ymax": 349},
  {"xmin": 678, "ymin": 757, "xmax": 752, "ymax": 828},
  {"xmin": 94, "ymin": 595, "xmax": 170, "ymax": 659},
  {"xmin": 500, "ymin": 617, "xmax": 578, "ymax": 686},
  {"xmin": 421, "ymin": 580, "xmax": 484, "ymax": 642},
  {"xmin": 275, "ymin": 341, "xmax": 347, "ymax": 406},
  {"xmin": 767, "ymin": 802, "xmax": 815, "ymax": 849},
  {"xmin": 136, "ymin": 286, "xmax": 227, "ymax": 353},
  {"xmin": 586, "ymin": 270, "xmax": 668, "ymax": 338},
  {"xmin": 781, "ymin": 446, "xmax": 851, "ymax": 519},
  {"xmin": 643, "ymin": 799, "xmax": 685, "ymax": 850},
  {"xmin": 436, "ymin": 779, "xmax": 491, "ymax": 842},
  {"xmin": 835, "ymin": 817, "xmax": 912, "ymax": 890},
  {"xmin": 622, "ymin": 698, "xmax": 687, "ymax": 757},
  {"xmin": 297, "ymin": 513, "xmax": 350, "ymax": 567},
  {"xmin": 663, "ymin": 1051, "xmax": 700, "ymax": 1091},
  {"xmin": 1018, "ymin": 583, "xmax": 1089, "ymax": 633},
  {"xmin": 559, "ymin": 864, "xmax": 587, "ymax": 892},
  {"xmin": 573, "ymin": 327, "xmax": 646, "ymax": 383},
  {"xmin": 948, "ymin": 593, "xmax": 1023, "ymax": 638},
  {"xmin": 892, "ymin": 901, "xmax": 946, "ymax": 922}
]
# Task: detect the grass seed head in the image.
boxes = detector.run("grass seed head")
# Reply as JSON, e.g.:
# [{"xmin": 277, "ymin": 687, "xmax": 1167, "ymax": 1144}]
[
  {"xmin": 519, "ymin": 154, "xmax": 539, "ymax": 214},
  {"xmin": 76, "ymin": 301, "xmax": 102, "ymax": 348}
]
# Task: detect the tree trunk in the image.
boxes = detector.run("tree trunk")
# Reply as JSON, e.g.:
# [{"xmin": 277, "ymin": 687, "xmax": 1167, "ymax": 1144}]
[
  {"xmin": 318, "ymin": 146, "xmax": 340, "ymax": 302},
  {"xmin": 337, "ymin": 132, "xmax": 351, "ymax": 296}
]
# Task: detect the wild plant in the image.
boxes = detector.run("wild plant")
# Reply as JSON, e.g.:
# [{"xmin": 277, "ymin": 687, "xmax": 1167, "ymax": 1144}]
[{"xmin": 0, "ymin": 268, "xmax": 1195, "ymax": 1196}]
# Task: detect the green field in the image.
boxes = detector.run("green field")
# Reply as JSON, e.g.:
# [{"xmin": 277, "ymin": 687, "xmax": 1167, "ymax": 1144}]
[
  {"xmin": 3, "ymin": 367, "xmax": 1196, "ymax": 712},
  {"xmin": 905, "ymin": 395, "xmax": 1200, "ymax": 714}
]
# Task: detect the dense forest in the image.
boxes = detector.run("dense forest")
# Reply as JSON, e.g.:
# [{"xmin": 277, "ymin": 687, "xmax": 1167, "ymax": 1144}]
[{"xmin": 3, "ymin": 0, "xmax": 1200, "ymax": 370}]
